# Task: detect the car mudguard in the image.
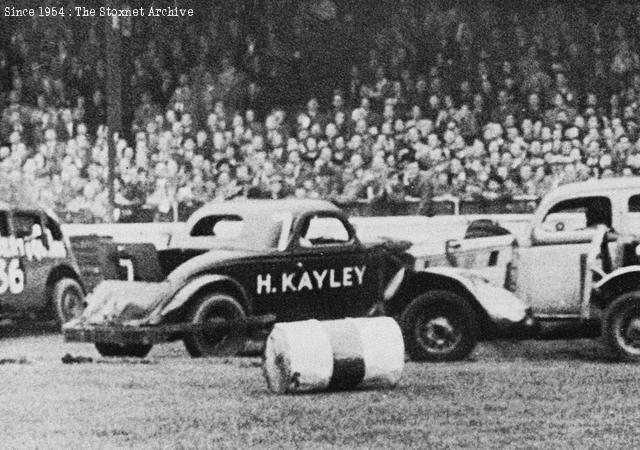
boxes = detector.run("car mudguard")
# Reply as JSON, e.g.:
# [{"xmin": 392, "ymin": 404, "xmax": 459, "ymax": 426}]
[
  {"xmin": 591, "ymin": 266, "xmax": 640, "ymax": 314},
  {"xmin": 419, "ymin": 266, "xmax": 530, "ymax": 324},
  {"xmin": 153, "ymin": 274, "xmax": 250, "ymax": 323},
  {"xmin": 594, "ymin": 266, "xmax": 640, "ymax": 292}
]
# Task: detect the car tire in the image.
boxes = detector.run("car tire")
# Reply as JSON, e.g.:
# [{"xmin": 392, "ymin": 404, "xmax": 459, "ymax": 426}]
[
  {"xmin": 602, "ymin": 291, "xmax": 640, "ymax": 361},
  {"xmin": 95, "ymin": 343, "xmax": 153, "ymax": 358},
  {"xmin": 52, "ymin": 278, "xmax": 85, "ymax": 326},
  {"xmin": 400, "ymin": 290, "xmax": 479, "ymax": 362},
  {"xmin": 183, "ymin": 293, "xmax": 246, "ymax": 358}
]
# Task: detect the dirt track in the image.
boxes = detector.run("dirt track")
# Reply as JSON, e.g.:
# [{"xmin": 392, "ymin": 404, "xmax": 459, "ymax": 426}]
[{"xmin": 1, "ymin": 329, "xmax": 638, "ymax": 449}]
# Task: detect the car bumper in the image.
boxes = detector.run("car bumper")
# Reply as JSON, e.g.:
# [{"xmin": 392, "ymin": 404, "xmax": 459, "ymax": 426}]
[
  {"xmin": 63, "ymin": 314, "xmax": 276, "ymax": 346},
  {"xmin": 64, "ymin": 323, "xmax": 178, "ymax": 345}
]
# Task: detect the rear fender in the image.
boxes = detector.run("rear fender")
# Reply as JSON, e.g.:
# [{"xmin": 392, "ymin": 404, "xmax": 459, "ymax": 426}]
[
  {"xmin": 152, "ymin": 274, "xmax": 250, "ymax": 323},
  {"xmin": 593, "ymin": 266, "xmax": 640, "ymax": 309}
]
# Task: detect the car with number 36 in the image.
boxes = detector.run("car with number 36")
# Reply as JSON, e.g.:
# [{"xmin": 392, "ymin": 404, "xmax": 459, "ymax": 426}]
[{"xmin": 0, "ymin": 203, "xmax": 86, "ymax": 325}]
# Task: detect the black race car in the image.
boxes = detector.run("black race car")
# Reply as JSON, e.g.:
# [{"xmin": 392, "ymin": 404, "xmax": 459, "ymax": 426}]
[{"xmin": 63, "ymin": 199, "xmax": 534, "ymax": 361}]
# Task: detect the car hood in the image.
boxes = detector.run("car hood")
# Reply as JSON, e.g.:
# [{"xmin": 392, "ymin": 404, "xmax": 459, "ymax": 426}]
[{"xmin": 166, "ymin": 247, "xmax": 264, "ymax": 286}]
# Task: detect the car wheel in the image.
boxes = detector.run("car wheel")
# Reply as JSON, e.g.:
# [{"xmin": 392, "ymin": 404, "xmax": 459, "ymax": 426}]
[
  {"xmin": 52, "ymin": 278, "xmax": 85, "ymax": 326},
  {"xmin": 602, "ymin": 291, "xmax": 640, "ymax": 361},
  {"xmin": 183, "ymin": 293, "xmax": 246, "ymax": 358},
  {"xmin": 400, "ymin": 290, "xmax": 479, "ymax": 362},
  {"xmin": 95, "ymin": 343, "xmax": 153, "ymax": 358}
]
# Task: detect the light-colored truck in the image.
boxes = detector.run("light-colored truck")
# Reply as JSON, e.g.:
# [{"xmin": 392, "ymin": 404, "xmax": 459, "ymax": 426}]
[{"xmin": 424, "ymin": 177, "xmax": 640, "ymax": 360}]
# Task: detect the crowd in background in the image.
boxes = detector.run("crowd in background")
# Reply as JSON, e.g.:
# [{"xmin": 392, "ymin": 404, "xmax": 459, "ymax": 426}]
[{"xmin": 2, "ymin": 0, "xmax": 640, "ymax": 221}]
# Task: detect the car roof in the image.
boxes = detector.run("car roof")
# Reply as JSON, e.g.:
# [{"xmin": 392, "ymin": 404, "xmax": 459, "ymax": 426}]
[
  {"xmin": 187, "ymin": 199, "xmax": 341, "ymax": 222},
  {"xmin": 550, "ymin": 177, "xmax": 640, "ymax": 198},
  {"xmin": 175, "ymin": 199, "xmax": 343, "ymax": 251}
]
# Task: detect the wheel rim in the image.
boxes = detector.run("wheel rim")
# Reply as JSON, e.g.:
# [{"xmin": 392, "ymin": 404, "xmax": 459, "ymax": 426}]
[
  {"xmin": 202, "ymin": 309, "xmax": 230, "ymax": 348},
  {"xmin": 415, "ymin": 315, "xmax": 462, "ymax": 354},
  {"xmin": 614, "ymin": 307, "xmax": 640, "ymax": 356},
  {"xmin": 62, "ymin": 288, "xmax": 84, "ymax": 321}
]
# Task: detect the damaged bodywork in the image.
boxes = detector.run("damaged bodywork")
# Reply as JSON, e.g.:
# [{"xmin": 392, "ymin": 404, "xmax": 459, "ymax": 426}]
[{"xmin": 64, "ymin": 199, "xmax": 534, "ymax": 361}]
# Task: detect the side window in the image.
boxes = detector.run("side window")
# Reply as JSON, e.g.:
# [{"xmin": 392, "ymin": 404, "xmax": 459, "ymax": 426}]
[
  {"xmin": 190, "ymin": 215, "xmax": 243, "ymax": 239},
  {"xmin": 299, "ymin": 215, "xmax": 351, "ymax": 247},
  {"xmin": 12, "ymin": 211, "xmax": 43, "ymax": 240},
  {"xmin": 542, "ymin": 196, "xmax": 612, "ymax": 232},
  {"xmin": 0, "ymin": 211, "xmax": 8, "ymax": 237},
  {"xmin": 629, "ymin": 195, "xmax": 640, "ymax": 212}
]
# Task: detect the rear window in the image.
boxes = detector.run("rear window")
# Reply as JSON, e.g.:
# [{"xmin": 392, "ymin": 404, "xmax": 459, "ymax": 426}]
[{"xmin": 190, "ymin": 215, "xmax": 243, "ymax": 239}]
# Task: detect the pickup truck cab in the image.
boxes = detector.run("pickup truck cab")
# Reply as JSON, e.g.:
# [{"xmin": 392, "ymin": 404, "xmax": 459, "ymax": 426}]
[
  {"xmin": 64, "ymin": 199, "xmax": 534, "ymax": 361},
  {"xmin": 0, "ymin": 203, "xmax": 86, "ymax": 324},
  {"xmin": 477, "ymin": 178, "xmax": 640, "ymax": 360}
]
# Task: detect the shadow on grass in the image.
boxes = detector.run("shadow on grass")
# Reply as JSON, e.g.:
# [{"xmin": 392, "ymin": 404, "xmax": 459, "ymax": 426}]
[
  {"xmin": 0, "ymin": 320, "xmax": 59, "ymax": 339},
  {"xmin": 479, "ymin": 339, "xmax": 622, "ymax": 363},
  {"xmin": 0, "ymin": 323, "xmax": 629, "ymax": 366}
]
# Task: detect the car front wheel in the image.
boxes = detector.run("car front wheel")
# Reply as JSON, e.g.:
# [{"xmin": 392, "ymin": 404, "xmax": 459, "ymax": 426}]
[
  {"xmin": 603, "ymin": 291, "xmax": 640, "ymax": 361},
  {"xmin": 183, "ymin": 293, "xmax": 246, "ymax": 357},
  {"xmin": 52, "ymin": 278, "xmax": 85, "ymax": 326},
  {"xmin": 400, "ymin": 290, "xmax": 479, "ymax": 362}
]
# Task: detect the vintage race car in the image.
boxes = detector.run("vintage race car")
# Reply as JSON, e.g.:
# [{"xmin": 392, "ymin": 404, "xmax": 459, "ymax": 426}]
[
  {"xmin": 0, "ymin": 203, "xmax": 86, "ymax": 325},
  {"xmin": 64, "ymin": 199, "xmax": 536, "ymax": 361}
]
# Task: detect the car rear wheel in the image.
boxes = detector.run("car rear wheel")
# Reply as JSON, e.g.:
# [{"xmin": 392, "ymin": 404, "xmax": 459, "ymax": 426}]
[
  {"xmin": 95, "ymin": 343, "xmax": 153, "ymax": 358},
  {"xmin": 400, "ymin": 290, "xmax": 479, "ymax": 362},
  {"xmin": 183, "ymin": 293, "xmax": 246, "ymax": 357},
  {"xmin": 603, "ymin": 291, "xmax": 640, "ymax": 361},
  {"xmin": 52, "ymin": 278, "xmax": 85, "ymax": 326}
]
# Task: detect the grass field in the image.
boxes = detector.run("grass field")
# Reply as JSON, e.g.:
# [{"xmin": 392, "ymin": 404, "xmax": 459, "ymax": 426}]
[{"xmin": 0, "ymin": 327, "xmax": 639, "ymax": 449}]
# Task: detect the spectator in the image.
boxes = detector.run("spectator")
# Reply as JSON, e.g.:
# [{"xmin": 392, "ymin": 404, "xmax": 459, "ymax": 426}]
[{"xmin": 4, "ymin": 1, "xmax": 640, "ymax": 224}]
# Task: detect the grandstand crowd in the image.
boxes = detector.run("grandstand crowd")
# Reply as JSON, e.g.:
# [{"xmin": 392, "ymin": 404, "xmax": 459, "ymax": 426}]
[{"xmin": 2, "ymin": 1, "xmax": 640, "ymax": 221}]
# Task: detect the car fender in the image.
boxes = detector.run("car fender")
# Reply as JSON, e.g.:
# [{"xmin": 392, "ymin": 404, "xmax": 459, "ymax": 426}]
[
  {"xmin": 46, "ymin": 263, "xmax": 84, "ymax": 292},
  {"xmin": 594, "ymin": 266, "xmax": 640, "ymax": 291},
  {"xmin": 421, "ymin": 267, "xmax": 529, "ymax": 324},
  {"xmin": 593, "ymin": 266, "xmax": 640, "ymax": 306},
  {"xmin": 154, "ymin": 274, "xmax": 250, "ymax": 322}
]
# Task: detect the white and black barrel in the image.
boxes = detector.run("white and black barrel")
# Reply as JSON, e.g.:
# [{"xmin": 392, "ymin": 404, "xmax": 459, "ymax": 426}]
[
  {"xmin": 263, "ymin": 320, "xmax": 334, "ymax": 394},
  {"xmin": 263, "ymin": 317, "xmax": 404, "ymax": 394}
]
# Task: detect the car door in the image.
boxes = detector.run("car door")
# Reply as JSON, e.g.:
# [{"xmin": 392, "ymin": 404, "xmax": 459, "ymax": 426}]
[
  {"xmin": 4, "ymin": 210, "xmax": 48, "ymax": 312},
  {"xmin": 216, "ymin": 211, "xmax": 320, "ymax": 322},
  {"xmin": 517, "ymin": 196, "xmax": 612, "ymax": 316},
  {"xmin": 289, "ymin": 212, "xmax": 378, "ymax": 320},
  {"xmin": 0, "ymin": 210, "xmax": 24, "ymax": 311}
]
